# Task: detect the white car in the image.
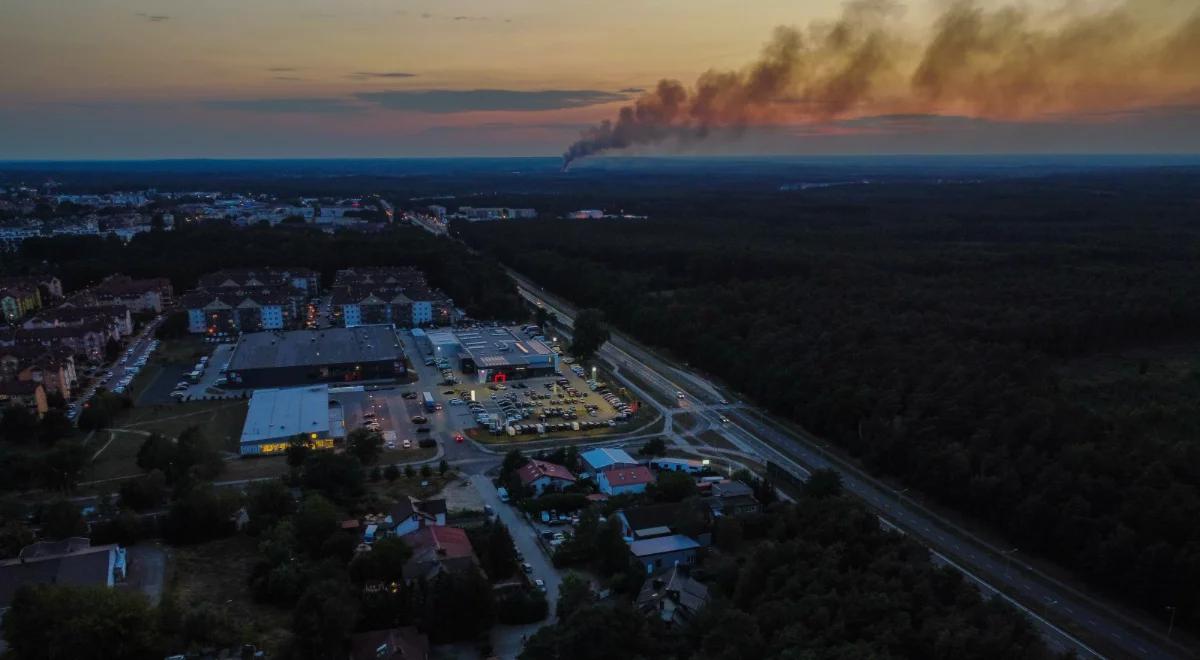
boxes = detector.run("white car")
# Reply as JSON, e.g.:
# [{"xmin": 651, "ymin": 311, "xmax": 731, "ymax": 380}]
[{"xmin": 676, "ymin": 391, "xmax": 685, "ymax": 399}]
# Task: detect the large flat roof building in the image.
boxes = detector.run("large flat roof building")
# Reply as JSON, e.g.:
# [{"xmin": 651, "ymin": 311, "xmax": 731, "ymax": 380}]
[
  {"xmin": 239, "ymin": 385, "xmax": 345, "ymax": 456},
  {"xmin": 225, "ymin": 325, "xmax": 406, "ymax": 388},
  {"xmin": 441, "ymin": 326, "xmax": 559, "ymax": 382}
]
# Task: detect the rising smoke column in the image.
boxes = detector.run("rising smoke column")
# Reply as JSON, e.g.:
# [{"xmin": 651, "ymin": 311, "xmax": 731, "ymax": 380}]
[{"xmin": 561, "ymin": 0, "xmax": 1200, "ymax": 168}]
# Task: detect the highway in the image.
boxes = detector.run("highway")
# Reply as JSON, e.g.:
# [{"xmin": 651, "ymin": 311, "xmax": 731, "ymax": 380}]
[{"xmin": 511, "ymin": 271, "xmax": 1195, "ymax": 660}]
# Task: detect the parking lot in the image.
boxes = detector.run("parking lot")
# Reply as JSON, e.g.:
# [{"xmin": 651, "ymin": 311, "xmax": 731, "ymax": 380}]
[{"xmin": 331, "ymin": 386, "xmax": 441, "ymax": 454}]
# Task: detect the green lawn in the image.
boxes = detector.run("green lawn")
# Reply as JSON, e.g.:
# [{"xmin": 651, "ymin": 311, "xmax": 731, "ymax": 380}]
[{"xmin": 117, "ymin": 400, "xmax": 249, "ymax": 452}]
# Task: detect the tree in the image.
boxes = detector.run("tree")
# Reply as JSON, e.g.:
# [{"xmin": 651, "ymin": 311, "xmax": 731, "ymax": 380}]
[
  {"xmin": 419, "ymin": 464, "xmax": 432, "ymax": 478},
  {"xmin": 118, "ymin": 469, "xmax": 167, "ymax": 511},
  {"xmin": 291, "ymin": 579, "xmax": 360, "ymax": 660},
  {"xmin": 556, "ymin": 573, "xmax": 592, "ymax": 620},
  {"xmin": 35, "ymin": 411, "xmax": 74, "ymax": 445},
  {"xmin": 301, "ymin": 451, "xmax": 364, "ymax": 502},
  {"xmin": 651, "ymin": 471, "xmax": 698, "ymax": 503},
  {"xmin": 346, "ymin": 428, "xmax": 383, "ymax": 465},
  {"xmin": 155, "ymin": 310, "xmax": 189, "ymax": 339},
  {"xmin": 0, "ymin": 520, "xmax": 35, "ymax": 559},
  {"xmin": 438, "ymin": 459, "xmax": 449, "ymax": 475},
  {"xmin": 349, "ymin": 537, "xmax": 413, "ymax": 586},
  {"xmin": 569, "ymin": 308, "xmax": 610, "ymax": 362},
  {"xmin": 294, "ymin": 493, "xmax": 339, "ymax": 557},
  {"xmin": 0, "ymin": 405, "xmax": 38, "ymax": 443},
  {"xmin": 638, "ymin": 437, "xmax": 667, "ymax": 456},
  {"xmin": 103, "ymin": 337, "xmax": 123, "ymax": 363},
  {"xmin": 136, "ymin": 432, "xmax": 174, "ymax": 474},
  {"xmin": 384, "ymin": 464, "xmax": 400, "ymax": 482},
  {"xmin": 245, "ymin": 479, "xmax": 295, "ymax": 533},
  {"xmin": 803, "ymin": 468, "xmax": 843, "ymax": 499},
  {"xmin": 286, "ymin": 435, "xmax": 311, "ymax": 467},
  {"xmin": 40, "ymin": 499, "xmax": 86, "ymax": 539},
  {"xmin": 161, "ymin": 483, "xmax": 238, "ymax": 545},
  {"xmin": 3, "ymin": 585, "xmax": 158, "ymax": 660},
  {"xmin": 41, "ymin": 441, "xmax": 88, "ymax": 491}
]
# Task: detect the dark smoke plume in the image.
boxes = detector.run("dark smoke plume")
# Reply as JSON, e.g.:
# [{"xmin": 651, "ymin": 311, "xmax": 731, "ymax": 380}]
[{"xmin": 562, "ymin": 0, "xmax": 1200, "ymax": 168}]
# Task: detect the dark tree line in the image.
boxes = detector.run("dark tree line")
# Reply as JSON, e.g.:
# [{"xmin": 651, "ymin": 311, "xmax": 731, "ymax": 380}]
[
  {"xmin": 13, "ymin": 222, "xmax": 522, "ymax": 321},
  {"xmin": 462, "ymin": 170, "xmax": 1200, "ymax": 635}
]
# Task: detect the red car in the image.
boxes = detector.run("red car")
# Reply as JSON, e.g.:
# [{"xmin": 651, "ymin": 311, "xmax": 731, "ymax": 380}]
[{"xmin": 454, "ymin": 434, "xmax": 465, "ymax": 443}]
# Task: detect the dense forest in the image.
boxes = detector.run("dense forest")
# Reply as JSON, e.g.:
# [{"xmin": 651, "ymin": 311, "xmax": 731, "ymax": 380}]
[
  {"xmin": 459, "ymin": 168, "xmax": 1200, "ymax": 635},
  {"xmin": 523, "ymin": 484, "xmax": 1056, "ymax": 660},
  {"xmin": 6, "ymin": 223, "xmax": 521, "ymax": 320}
]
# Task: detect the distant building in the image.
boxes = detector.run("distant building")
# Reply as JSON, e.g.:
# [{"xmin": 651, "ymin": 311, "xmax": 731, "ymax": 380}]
[
  {"xmin": 79, "ymin": 274, "xmax": 173, "ymax": 313},
  {"xmin": 636, "ymin": 564, "xmax": 709, "ymax": 627},
  {"xmin": 516, "ymin": 459, "xmax": 577, "ymax": 495},
  {"xmin": 0, "ymin": 538, "xmax": 127, "ymax": 608},
  {"xmin": 597, "ymin": 465, "xmax": 655, "ymax": 495},
  {"xmin": 580, "ymin": 447, "xmax": 639, "ymax": 475},
  {"xmin": 567, "ymin": 209, "xmax": 605, "ymax": 220},
  {"xmin": 0, "ymin": 281, "xmax": 42, "ymax": 322},
  {"xmin": 225, "ymin": 326, "xmax": 407, "ymax": 388},
  {"xmin": 330, "ymin": 267, "xmax": 452, "ymax": 328},
  {"xmin": 238, "ymin": 385, "xmax": 346, "ymax": 456}
]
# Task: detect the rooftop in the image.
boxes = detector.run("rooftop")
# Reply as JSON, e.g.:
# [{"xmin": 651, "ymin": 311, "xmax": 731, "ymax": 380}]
[
  {"xmin": 628, "ymin": 534, "xmax": 701, "ymax": 557},
  {"xmin": 454, "ymin": 327, "xmax": 554, "ymax": 369},
  {"xmin": 581, "ymin": 447, "xmax": 638, "ymax": 471},
  {"xmin": 517, "ymin": 459, "xmax": 577, "ymax": 486},
  {"xmin": 228, "ymin": 325, "xmax": 404, "ymax": 372},
  {"xmin": 240, "ymin": 385, "xmax": 336, "ymax": 444},
  {"xmin": 600, "ymin": 465, "xmax": 655, "ymax": 487}
]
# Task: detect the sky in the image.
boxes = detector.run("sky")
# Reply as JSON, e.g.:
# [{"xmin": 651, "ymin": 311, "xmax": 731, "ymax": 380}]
[{"xmin": 1, "ymin": 0, "xmax": 1198, "ymax": 160}]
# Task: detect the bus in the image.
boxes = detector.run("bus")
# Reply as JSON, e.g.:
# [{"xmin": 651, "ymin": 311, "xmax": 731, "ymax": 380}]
[{"xmin": 422, "ymin": 392, "xmax": 436, "ymax": 412}]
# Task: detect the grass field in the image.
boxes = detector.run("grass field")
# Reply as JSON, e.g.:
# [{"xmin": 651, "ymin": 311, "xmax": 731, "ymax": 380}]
[
  {"xmin": 695, "ymin": 429, "xmax": 737, "ymax": 450},
  {"xmin": 85, "ymin": 429, "xmax": 150, "ymax": 483},
  {"xmin": 674, "ymin": 412, "xmax": 698, "ymax": 431},
  {"xmin": 118, "ymin": 400, "xmax": 249, "ymax": 452},
  {"xmin": 166, "ymin": 535, "xmax": 292, "ymax": 656}
]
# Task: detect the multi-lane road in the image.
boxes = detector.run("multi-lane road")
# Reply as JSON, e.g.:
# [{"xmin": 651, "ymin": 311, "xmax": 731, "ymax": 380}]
[{"xmin": 510, "ymin": 271, "xmax": 1195, "ymax": 660}]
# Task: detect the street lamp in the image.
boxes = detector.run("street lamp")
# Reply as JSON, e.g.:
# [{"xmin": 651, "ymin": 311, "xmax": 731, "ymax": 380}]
[{"xmin": 1166, "ymin": 606, "xmax": 1177, "ymax": 638}]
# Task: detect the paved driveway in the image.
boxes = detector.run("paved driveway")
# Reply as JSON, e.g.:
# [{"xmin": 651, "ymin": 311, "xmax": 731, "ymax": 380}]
[{"xmin": 473, "ymin": 477, "xmax": 563, "ymax": 659}]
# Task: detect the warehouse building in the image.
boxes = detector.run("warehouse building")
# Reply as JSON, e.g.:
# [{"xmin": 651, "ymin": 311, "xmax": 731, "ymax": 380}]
[
  {"xmin": 239, "ymin": 385, "xmax": 345, "ymax": 456},
  {"xmin": 427, "ymin": 326, "xmax": 559, "ymax": 382},
  {"xmin": 225, "ymin": 325, "xmax": 407, "ymax": 388}
]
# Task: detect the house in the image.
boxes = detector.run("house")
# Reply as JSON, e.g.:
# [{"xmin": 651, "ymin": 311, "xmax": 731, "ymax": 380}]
[
  {"xmin": 400, "ymin": 526, "xmax": 478, "ymax": 581},
  {"xmin": 329, "ymin": 267, "xmax": 452, "ymax": 328},
  {"xmin": 615, "ymin": 501, "xmax": 712, "ymax": 545},
  {"xmin": 86, "ymin": 274, "xmax": 173, "ymax": 312},
  {"xmin": 385, "ymin": 497, "xmax": 448, "ymax": 536},
  {"xmin": 649, "ymin": 457, "xmax": 708, "ymax": 474},
  {"xmin": 0, "ymin": 538, "xmax": 127, "ymax": 608},
  {"xmin": 517, "ymin": 459, "xmax": 577, "ymax": 495},
  {"xmin": 0, "ymin": 380, "xmax": 48, "ymax": 417},
  {"xmin": 0, "ymin": 282, "xmax": 42, "ymax": 322},
  {"xmin": 580, "ymin": 447, "xmax": 639, "ymax": 475},
  {"xmin": 707, "ymin": 480, "xmax": 761, "ymax": 516},
  {"xmin": 636, "ymin": 564, "xmax": 709, "ymax": 627},
  {"xmin": 628, "ymin": 535, "xmax": 701, "ymax": 574},
  {"xmin": 351, "ymin": 627, "xmax": 429, "ymax": 660},
  {"xmin": 597, "ymin": 465, "xmax": 655, "ymax": 495}
]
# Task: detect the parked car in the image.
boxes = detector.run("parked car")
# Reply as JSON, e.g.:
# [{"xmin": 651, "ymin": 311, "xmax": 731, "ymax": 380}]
[
  {"xmin": 416, "ymin": 427, "xmax": 431, "ymax": 433},
  {"xmin": 411, "ymin": 416, "xmax": 428, "ymax": 424},
  {"xmin": 522, "ymin": 562, "xmax": 533, "ymax": 574}
]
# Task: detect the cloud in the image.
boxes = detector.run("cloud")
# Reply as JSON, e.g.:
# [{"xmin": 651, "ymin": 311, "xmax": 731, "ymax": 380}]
[
  {"xmin": 349, "ymin": 71, "xmax": 418, "ymax": 80},
  {"xmin": 203, "ymin": 98, "xmax": 364, "ymax": 114},
  {"xmin": 273, "ymin": 76, "xmax": 304, "ymax": 82},
  {"xmin": 619, "ymin": 87, "xmax": 645, "ymax": 94},
  {"xmin": 135, "ymin": 12, "xmax": 170, "ymax": 22},
  {"xmin": 355, "ymin": 89, "xmax": 633, "ymax": 113},
  {"xmin": 267, "ymin": 67, "xmax": 298, "ymax": 73}
]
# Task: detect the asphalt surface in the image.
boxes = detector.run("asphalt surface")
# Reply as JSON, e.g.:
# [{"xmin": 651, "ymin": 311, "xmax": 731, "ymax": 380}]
[
  {"xmin": 511, "ymin": 272, "xmax": 1196, "ymax": 660},
  {"xmin": 70, "ymin": 317, "xmax": 162, "ymax": 419}
]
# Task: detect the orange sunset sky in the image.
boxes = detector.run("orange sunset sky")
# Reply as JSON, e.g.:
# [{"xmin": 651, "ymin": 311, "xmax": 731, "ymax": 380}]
[{"xmin": 2, "ymin": 0, "xmax": 1198, "ymax": 159}]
